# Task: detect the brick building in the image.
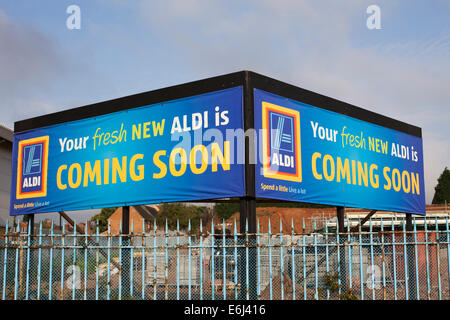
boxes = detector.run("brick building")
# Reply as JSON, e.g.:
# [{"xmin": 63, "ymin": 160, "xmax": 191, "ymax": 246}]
[
  {"xmin": 225, "ymin": 205, "xmax": 450, "ymax": 234},
  {"xmin": 106, "ymin": 205, "xmax": 159, "ymax": 234},
  {"xmin": 0, "ymin": 125, "xmax": 13, "ymax": 233}
]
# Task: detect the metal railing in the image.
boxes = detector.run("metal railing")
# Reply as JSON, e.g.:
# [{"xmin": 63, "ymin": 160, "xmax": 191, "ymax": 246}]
[{"xmin": 0, "ymin": 216, "xmax": 449, "ymax": 300}]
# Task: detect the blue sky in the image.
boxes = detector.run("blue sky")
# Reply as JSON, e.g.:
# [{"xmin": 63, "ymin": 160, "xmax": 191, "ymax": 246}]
[{"xmin": 1, "ymin": 1, "xmax": 449, "ymax": 222}]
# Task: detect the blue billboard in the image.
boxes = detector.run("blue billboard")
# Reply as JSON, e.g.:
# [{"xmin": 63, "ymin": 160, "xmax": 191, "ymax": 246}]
[
  {"xmin": 10, "ymin": 86, "xmax": 245, "ymax": 215},
  {"xmin": 10, "ymin": 77, "xmax": 426, "ymax": 216},
  {"xmin": 254, "ymin": 89, "xmax": 426, "ymax": 215}
]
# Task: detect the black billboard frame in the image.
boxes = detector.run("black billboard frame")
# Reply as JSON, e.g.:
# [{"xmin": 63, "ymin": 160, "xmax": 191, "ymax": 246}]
[
  {"xmin": 13, "ymin": 69, "xmax": 423, "ymax": 227},
  {"xmin": 13, "ymin": 69, "xmax": 424, "ymax": 227},
  {"xmin": 13, "ymin": 70, "xmax": 423, "ymax": 209}
]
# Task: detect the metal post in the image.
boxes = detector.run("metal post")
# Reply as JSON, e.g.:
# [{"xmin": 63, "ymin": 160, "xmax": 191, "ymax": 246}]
[
  {"xmin": 28, "ymin": 214, "xmax": 35, "ymax": 286},
  {"xmin": 337, "ymin": 207, "xmax": 345, "ymax": 233},
  {"xmin": 405, "ymin": 213, "xmax": 416, "ymax": 300},
  {"xmin": 351, "ymin": 210, "xmax": 377, "ymax": 232},
  {"xmin": 28, "ymin": 215, "xmax": 34, "ymax": 235},
  {"xmin": 337, "ymin": 206, "xmax": 347, "ymax": 292},
  {"xmin": 239, "ymin": 198, "xmax": 257, "ymax": 299},
  {"xmin": 238, "ymin": 71, "xmax": 257, "ymax": 300},
  {"xmin": 122, "ymin": 206, "xmax": 131, "ymax": 298},
  {"xmin": 240, "ymin": 198, "xmax": 256, "ymax": 234}
]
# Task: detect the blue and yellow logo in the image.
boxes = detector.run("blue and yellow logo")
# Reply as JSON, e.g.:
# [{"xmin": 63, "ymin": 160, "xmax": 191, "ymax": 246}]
[
  {"xmin": 16, "ymin": 136, "xmax": 49, "ymax": 199},
  {"xmin": 262, "ymin": 102, "xmax": 301, "ymax": 182}
]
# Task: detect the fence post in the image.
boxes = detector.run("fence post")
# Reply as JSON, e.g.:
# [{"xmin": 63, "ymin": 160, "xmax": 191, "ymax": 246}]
[
  {"xmin": 27, "ymin": 215, "xmax": 34, "ymax": 236},
  {"xmin": 405, "ymin": 213, "xmax": 416, "ymax": 300},
  {"xmin": 239, "ymin": 198, "xmax": 257, "ymax": 300},
  {"xmin": 337, "ymin": 206, "xmax": 347, "ymax": 293},
  {"xmin": 122, "ymin": 206, "xmax": 131, "ymax": 298},
  {"xmin": 27, "ymin": 214, "xmax": 35, "ymax": 299}
]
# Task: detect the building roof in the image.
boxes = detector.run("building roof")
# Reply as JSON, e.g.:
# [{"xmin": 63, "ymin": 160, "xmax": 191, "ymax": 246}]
[
  {"xmin": 0, "ymin": 124, "xmax": 13, "ymax": 143},
  {"xmin": 134, "ymin": 205, "xmax": 159, "ymax": 220}
]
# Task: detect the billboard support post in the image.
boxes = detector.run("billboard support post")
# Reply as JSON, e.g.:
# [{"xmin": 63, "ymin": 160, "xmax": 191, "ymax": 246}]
[
  {"xmin": 239, "ymin": 197, "xmax": 257, "ymax": 299},
  {"xmin": 337, "ymin": 206, "xmax": 347, "ymax": 292},
  {"xmin": 239, "ymin": 71, "xmax": 258, "ymax": 300},
  {"xmin": 406, "ymin": 213, "xmax": 417, "ymax": 299},
  {"xmin": 351, "ymin": 210, "xmax": 377, "ymax": 232},
  {"xmin": 337, "ymin": 207, "xmax": 345, "ymax": 233},
  {"xmin": 122, "ymin": 206, "xmax": 131, "ymax": 298},
  {"xmin": 27, "ymin": 214, "xmax": 35, "ymax": 288}
]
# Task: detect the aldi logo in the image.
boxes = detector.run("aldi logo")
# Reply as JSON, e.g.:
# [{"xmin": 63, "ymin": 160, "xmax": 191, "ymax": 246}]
[
  {"xmin": 16, "ymin": 136, "xmax": 49, "ymax": 199},
  {"xmin": 262, "ymin": 102, "xmax": 301, "ymax": 182}
]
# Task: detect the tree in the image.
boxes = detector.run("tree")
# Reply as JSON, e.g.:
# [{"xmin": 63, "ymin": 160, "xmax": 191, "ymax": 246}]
[
  {"xmin": 214, "ymin": 202, "xmax": 240, "ymax": 221},
  {"xmin": 432, "ymin": 167, "xmax": 450, "ymax": 204},
  {"xmin": 156, "ymin": 203, "xmax": 205, "ymax": 232},
  {"xmin": 90, "ymin": 207, "xmax": 117, "ymax": 233}
]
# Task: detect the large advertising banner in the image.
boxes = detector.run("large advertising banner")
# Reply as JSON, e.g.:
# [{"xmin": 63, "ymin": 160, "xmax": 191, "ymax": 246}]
[
  {"xmin": 11, "ymin": 86, "xmax": 245, "ymax": 215},
  {"xmin": 254, "ymin": 89, "xmax": 426, "ymax": 215}
]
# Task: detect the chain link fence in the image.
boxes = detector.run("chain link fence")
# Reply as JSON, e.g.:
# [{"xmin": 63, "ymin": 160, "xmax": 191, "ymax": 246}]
[{"xmin": 1, "ymin": 218, "xmax": 449, "ymax": 300}]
